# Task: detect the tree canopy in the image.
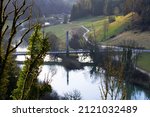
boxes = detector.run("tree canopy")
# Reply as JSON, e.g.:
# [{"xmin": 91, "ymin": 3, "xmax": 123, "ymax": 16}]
[{"xmin": 70, "ymin": 0, "xmax": 124, "ymax": 21}]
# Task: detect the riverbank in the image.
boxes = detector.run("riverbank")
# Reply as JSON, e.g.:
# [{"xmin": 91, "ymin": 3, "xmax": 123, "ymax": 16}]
[
  {"xmin": 104, "ymin": 30, "xmax": 150, "ymax": 49},
  {"xmin": 137, "ymin": 53, "xmax": 150, "ymax": 73},
  {"xmin": 130, "ymin": 69, "xmax": 150, "ymax": 90}
]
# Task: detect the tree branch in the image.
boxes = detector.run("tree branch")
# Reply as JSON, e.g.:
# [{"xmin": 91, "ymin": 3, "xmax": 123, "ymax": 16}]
[
  {"xmin": 17, "ymin": 0, "xmax": 26, "ymax": 14},
  {"xmin": 2, "ymin": 25, "xmax": 9, "ymax": 37},
  {"xmin": 3, "ymin": 0, "xmax": 11, "ymax": 15},
  {"xmin": 9, "ymin": 26, "xmax": 34, "ymax": 53},
  {"xmin": 16, "ymin": 5, "xmax": 31, "ymax": 21}
]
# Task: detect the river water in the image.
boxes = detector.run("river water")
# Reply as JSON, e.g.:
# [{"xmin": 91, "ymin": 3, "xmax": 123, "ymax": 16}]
[
  {"xmin": 16, "ymin": 47, "xmax": 150, "ymax": 100},
  {"xmin": 38, "ymin": 65, "xmax": 150, "ymax": 100}
]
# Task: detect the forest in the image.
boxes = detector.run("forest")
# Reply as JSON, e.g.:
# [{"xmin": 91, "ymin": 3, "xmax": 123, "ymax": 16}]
[{"xmin": 70, "ymin": 0, "xmax": 150, "ymax": 28}]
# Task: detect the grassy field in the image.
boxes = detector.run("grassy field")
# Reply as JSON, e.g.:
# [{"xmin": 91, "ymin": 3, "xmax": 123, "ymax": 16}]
[
  {"xmin": 104, "ymin": 30, "xmax": 150, "ymax": 49},
  {"xmin": 44, "ymin": 16, "xmax": 106, "ymax": 41},
  {"xmin": 88, "ymin": 13, "xmax": 139, "ymax": 42},
  {"xmin": 137, "ymin": 53, "xmax": 150, "ymax": 72},
  {"xmin": 44, "ymin": 13, "xmax": 137, "ymax": 43}
]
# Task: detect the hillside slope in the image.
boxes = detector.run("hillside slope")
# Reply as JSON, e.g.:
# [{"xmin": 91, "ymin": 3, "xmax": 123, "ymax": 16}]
[
  {"xmin": 7, "ymin": 0, "xmax": 71, "ymax": 19},
  {"xmin": 104, "ymin": 30, "xmax": 150, "ymax": 49},
  {"xmin": 88, "ymin": 13, "xmax": 140, "ymax": 41}
]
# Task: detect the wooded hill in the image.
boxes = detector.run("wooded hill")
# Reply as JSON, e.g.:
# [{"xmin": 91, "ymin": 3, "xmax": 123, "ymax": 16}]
[
  {"xmin": 7, "ymin": 0, "xmax": 72, "ymax": 19},
  {"xmin": 70, "ymin": 0, "xmax": 150, "ymax": 28},
  {"xmin": 70, "ymin": 0, "xmax": 124, "ymax": 21}
]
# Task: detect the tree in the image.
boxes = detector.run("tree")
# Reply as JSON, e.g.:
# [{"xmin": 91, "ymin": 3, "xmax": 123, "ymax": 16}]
[
  {"xmin": 99, "ymin": 49, "xmax": 127, "ymax": 100},
  {"xmin": 70, "ymin": 4, "xmax": 77, "ymax": 21},
  {"xmin": 63, "ymin": 14, "xmax": 68, "ymax": 24},
  {"xmin": 124, "ymin": 0, "xmax": 150, "ymax": 28},
  {"xmin": 11, "ymin": 25, "xmax": 50, "ymax": 100},
  {"xmin": 0, "ymin": 0, "xmax": 32, "ymax": 99},
  {"xmin": 70, "ymin": 0, "xmax": 104, "ymax": 20},
  {"xmin": 46, "ymin": 32, "xmax": 60, "ymax": 51},
  {"xmin": 69, "ymin": 33, "xmax": 81, "ymax": 49},
  {"xmin": 103, "ymin": 20, "xmax": 109, "ymax": 41},
  {"xmin": 140, "ymin": 0, "xmax": 150, "ymax": 27},
  {"xmin": 5, "ymin": 53, "xmax": 20, "ymax": 99},
  {"xmin": 104, "ymin": 0, "xmax": 108, "ymax": 15},
  {"xmin": 120, "ymin": 40, "xmax": 141, "ymax": 79},
  {"xmin": 114, "ymin": 7, "xmax": 120, "ymax": 16}
]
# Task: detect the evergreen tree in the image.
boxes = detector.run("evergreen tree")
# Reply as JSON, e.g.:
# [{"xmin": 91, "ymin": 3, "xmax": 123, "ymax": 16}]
[
  {"xmin": 0, "ymin": 47, "xmax": 19, "ymax": 99},
  {"xmin": 12, "ymin": 25, "xmax": 50, "ymax": 100},
  {"xmin": 70, "ymin": 0, "xmax": 122, "ymax": 20}
]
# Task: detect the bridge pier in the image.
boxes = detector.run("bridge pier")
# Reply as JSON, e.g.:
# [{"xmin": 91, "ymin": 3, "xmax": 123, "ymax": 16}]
[{"xmin": 66, "ymin": 31, "xmax": 69, "ymax": 57}]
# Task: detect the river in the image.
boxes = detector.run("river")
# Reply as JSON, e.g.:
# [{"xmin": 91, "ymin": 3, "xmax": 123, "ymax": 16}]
[
  {"xmin": 16, "ymin": 47, "xmax": 150, "ymax": 100},
  {"xmin": 13, "ymin": 22, "xmax": 150, "ymax": 100},
  {"xmin": 38, "ymin": 65, "xmax": 150, "ymax": 100}
]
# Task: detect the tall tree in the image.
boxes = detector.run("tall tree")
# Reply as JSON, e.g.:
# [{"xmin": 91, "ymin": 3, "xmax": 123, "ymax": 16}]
[
  {"xmin": 12, "ymin": 25, "xmax": 50, "ymax": 100},
  {"xmin": 124, "ymin": 0, "xmax": 150, "ymax": 27},
  {"xmin": 71, "ymin": 0, "xmax": 123, "ymax": 20},
  {"xmin": 0, "ymin": 0, "xmax": 32, "ymax": 99},
  {"xmin": 104, "ymin": 0, "xmax": 108, "ymax": 15}
]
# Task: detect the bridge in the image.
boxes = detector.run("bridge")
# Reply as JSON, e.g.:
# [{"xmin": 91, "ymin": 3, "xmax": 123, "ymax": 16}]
[
  {"xmin": 13, "ymin": 50, "xmax": 91, "ymax": 56},
  {"xmin": 13, "ymin": 48, "xmax": 150, "ymax": 56},
  {"xmin": 13, "ymin": 30, "xmax": 150, "ymax": 56}
]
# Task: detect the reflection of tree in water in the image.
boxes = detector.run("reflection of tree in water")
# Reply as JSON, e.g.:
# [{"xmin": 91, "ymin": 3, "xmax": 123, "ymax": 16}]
[
  {"xmin": 47, "ymin": 66, "xmax": 57, "ymax": 80},
  {"xmin": 89, "ymin": 66, "xmax": 105, "ymax": 83},
  {"xmin": 41, "ymin": 89, "xmax": 82, "ymax": 100},
  {"xmin": 126, "ymin": 83, "xmax": 150, "ymax": 100},
  {"xmin": 41, "ymin": 66, "xmax": 82, "ymax": 100},
  {"xmin": 99, "ymin": 50, "xmax": 127, "ymax": 100},
  {"xmin": 63, "ymin": 90, "xmax": 82, "ymax": 100},
  {"xmin": 89, "ymin": 45, "xmax": 140, "ymax": 100}
]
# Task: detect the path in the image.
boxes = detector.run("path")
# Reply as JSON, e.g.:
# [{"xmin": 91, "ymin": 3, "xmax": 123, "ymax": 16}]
[
  {"xmin": 136, "ymin": 67, "xmax": 150, "ymax": 77},
  {"xmin": 81, "ymin": 25, "xmax": 150, "ymax": 75},
  {"xmin": 81, "ymin": 25, "xmax": 150, "ymax": 52},
  {"xmin": 81, "ymin": 25, "xmax": 94, "ymax": 46}
]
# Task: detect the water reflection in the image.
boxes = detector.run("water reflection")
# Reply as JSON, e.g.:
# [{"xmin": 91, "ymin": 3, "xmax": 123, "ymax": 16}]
[
  {"xmin": 38, "ymin": 65, "xmax": 101, "ymax": 99},
  {"xmin": 38, "ymin": 65, "xmax": 150, "ymax": 100},
  {"xmin": 16, "ymin": 47, "xmax": 150, "ymax": 100},
  {"xmin": 126, "ymin": 83, "xmax": 150, "ymax": 100}
]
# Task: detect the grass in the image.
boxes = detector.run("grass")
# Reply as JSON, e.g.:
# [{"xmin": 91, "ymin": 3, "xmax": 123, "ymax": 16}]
[
  {"xmin": 7, "ymin": 13, "xmax": 149, "ymax": 73},
  {"xmin": 44, "ymin": 13, "xmax": 137, "ymax": 44},
  {"xmin": 44, "ymin": 16, "xmax": 106, "ymax": 41},
  {"xmin": 89, "ymin": 13, "xmax": 139, "ymax": 42},
  {"xmin": 137, "ymin": 53, "xmax": 150, "ymax": 72},
  {"xmin": 103, "ymin": 13, "xmax": 150, "ymax": 49},
  {"xmin": 104, "ymin": 30, "xmax": 150, "ymax": 49}
]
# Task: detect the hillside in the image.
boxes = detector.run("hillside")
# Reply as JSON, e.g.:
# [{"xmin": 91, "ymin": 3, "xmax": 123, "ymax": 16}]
[
  {"xmin": 32, "ymin": 0, "xmax": 71, "ymax": 16},
  {"xmin": 87, "ymin": 13, "xmax": 140, "ymax": 41},
  {"xmin": 104, "ymin": 30, "xmax": 150, "ymax": 49},
  {"xmin": 70, "ymin": 0, "xmax": 124, "ymax": 20},
  {"xmin": 7, "ymin": 0, "xmax": 72, "ymax": 19},
  {"xmin": 63, "ymin": 0, "xmax": 77, "ymax": 5},
  {"xmin": 137, "ymin": 53, "xmax": 150, "ymax": 72}
]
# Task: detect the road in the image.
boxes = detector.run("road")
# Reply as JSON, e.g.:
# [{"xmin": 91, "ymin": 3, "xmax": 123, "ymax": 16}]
[
  {"xmin": 81, "ymin": 25, "xmax": 150, "ymax": 53},
  {"xmin": 81, "ymin": 25, "xmax": 94, "ymax": 46}
]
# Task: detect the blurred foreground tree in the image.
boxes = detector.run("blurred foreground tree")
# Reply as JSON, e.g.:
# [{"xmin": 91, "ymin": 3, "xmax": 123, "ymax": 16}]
[
  {"xmin": 12, "ymin": 25, "xmax": 51, "ymax": 100},
  {"xmin": 0, "ymin": 0, "xmax": 32, "ymax": 99}
]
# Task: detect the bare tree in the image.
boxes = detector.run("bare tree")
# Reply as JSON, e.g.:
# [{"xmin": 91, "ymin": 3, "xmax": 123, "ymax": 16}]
[
  {"xmin": 0, "ymin": 0, "xmax": 33, "ymax": 99},
  {"xmin": 0, "ymin": 0, "xmax": 32, "ymax": 78},
  {"xmin": 99, "ymin": 50, "xmax": 127, "ymax": 100}
]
